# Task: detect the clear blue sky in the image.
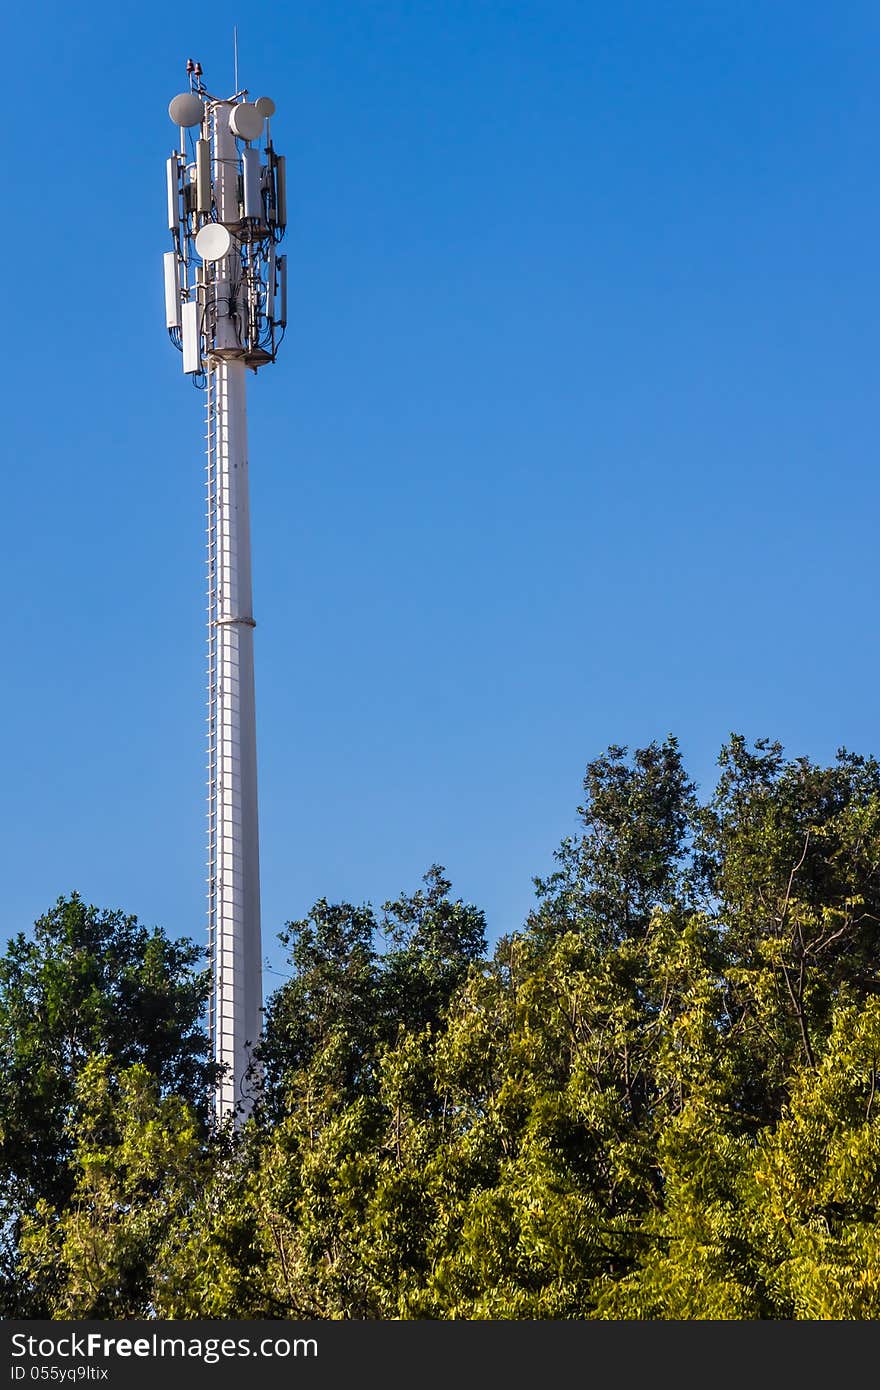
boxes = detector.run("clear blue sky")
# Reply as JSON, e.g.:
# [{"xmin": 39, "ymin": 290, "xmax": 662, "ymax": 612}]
[{"xmin": 3, "ymin": 1, "xmax": 878, "ymax": 982}]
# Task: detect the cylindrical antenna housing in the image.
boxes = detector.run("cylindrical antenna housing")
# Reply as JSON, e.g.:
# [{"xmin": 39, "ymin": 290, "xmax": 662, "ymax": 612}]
[
  {"xmin": 181, "ymin": 298, "xmax": 202, "ymax": 373},
  {"xmin": 163, "ymin": 251, "xmax": 181, "ymax": 328},
  {"xmin": 196, "ymin": 139, "xmax": 212, "ymax": 215},
  {"xmin": 273, "ymin": 154, "xmax": 287, "ymax": 228},
  {"xmin": 166, "ymin": 157, "xmax": 180, "ymax": 231},
  {"xmin": 277, "ymin": 254, "xmax": 287, "ymax": 327},
  {"xmin": 266, "ymin": 242, "xmax": 276, "ymax": 321},
  {"xmin": 242, "ymin": 147, "xmax": 262, "ymax": 220}
]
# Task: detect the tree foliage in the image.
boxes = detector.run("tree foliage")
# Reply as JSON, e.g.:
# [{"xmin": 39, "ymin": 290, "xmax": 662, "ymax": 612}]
[
  {"xmin": 0, "ymin": 895, "xmax": 214, "ymax": 1314},
  {"xmin": 6, "ymin": 737, "xmax": 880, "ymax": 1319}
]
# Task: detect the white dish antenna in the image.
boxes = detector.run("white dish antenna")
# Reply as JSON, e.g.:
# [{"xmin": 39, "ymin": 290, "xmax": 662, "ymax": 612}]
[
  {"xmin": 255, "ymin": 97, "xmax": 276, "ymax": 118},
  {"xmin": 195, "ymin": 223, "xmax": 233, "ymax": 261},
  {"xmin": 230, "ymin": 102, "xmax": 263, "ymax": 141},
  {"xmin": 169, "ymin": 92, "xmax": 205, "ymax": 127}
]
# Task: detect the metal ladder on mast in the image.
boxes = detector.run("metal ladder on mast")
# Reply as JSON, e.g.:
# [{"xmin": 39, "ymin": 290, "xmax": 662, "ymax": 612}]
[{"xmin": 205, "ymin": 363, "xmax": 219, "ymax": 1054}]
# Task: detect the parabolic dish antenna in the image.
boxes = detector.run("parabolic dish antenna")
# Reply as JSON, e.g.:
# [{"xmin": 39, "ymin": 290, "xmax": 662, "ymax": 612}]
[
  {"xmin": 195, "ymin": 222, "xmax": 233, "ymax": 262},
  {"xmin": 169, "ymin": 92, "xmax": 205, "ymax": 127},
  {"xmin": 255, "ymin": 97, "xmax": 276, "ymax": 118},
  {"xmin": 230, "ymin": 102, "xmax": 263, "ymax": 141}
]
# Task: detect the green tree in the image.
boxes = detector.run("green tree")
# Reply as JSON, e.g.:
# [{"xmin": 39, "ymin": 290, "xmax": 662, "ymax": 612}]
[
  {"xmin": 747, "ymin": 995, "xmax": 880, "ymax": 1318},
  {"xmin": 379, "ymin": 865, "xmax": 486, "ymax": 1035},
  {"xmin": 530, "ymin": 736, "xmax": 697, "ymax": 948},
  {"xmin": 0, "ymin": 894, "xmax": 214, "ymax": 1315},
  {"xmin": 18, "ymin": 1059, "xmax": 211, "ymax": 1318},
  {"xmin": 700, "ymin": 738, "xmax": 880, "ymax": 1126},
  {"xmin": 256, "ymin": 868, "xmax": 485, "ymax": 1122},
  {"xmin": 10, "ymin": 736, "xmax": 880, "ymax": 1321}
]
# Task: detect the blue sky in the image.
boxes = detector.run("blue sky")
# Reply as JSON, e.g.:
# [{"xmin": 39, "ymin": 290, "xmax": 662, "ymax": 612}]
[{"xmin": 3, "ymin": 1, "xmax": 878, "ymax": 983}]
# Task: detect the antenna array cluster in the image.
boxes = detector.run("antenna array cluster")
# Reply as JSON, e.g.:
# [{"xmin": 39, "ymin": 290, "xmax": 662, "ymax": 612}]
[{"xmin": 164, "ymin": 72, "xmax": 287, "ymax": 379}]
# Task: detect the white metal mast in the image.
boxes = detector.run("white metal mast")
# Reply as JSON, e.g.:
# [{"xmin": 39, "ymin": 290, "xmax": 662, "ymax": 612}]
[{"xmin": 163, "ymin": 64, "xmax": 287, "ymax": 1121}]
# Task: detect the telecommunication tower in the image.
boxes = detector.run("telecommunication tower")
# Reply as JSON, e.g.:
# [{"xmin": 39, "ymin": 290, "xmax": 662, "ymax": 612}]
[{"xmin": 163, "ymin": 62, "xmax": 287, "ymax": 1120}]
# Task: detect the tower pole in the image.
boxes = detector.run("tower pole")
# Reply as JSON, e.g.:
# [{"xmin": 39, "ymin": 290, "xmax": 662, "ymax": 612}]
[
  {"xmin": 208, "ymin": 100, "xmax": 262, "ymax": 1120},
  {"xmin": 208, "ymin": 359, "xmax": 262, "ymax": 1118},
  {"xmin": 164, "ymin": 71, "xmax": 287, "ymax": 1122}
]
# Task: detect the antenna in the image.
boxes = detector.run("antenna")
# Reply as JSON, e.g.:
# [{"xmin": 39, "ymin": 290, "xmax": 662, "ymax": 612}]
[
  {"xmin": 233, "ymin": 26, "xmax": 239, "ymax": 94},
  {"xmin": 162, "ymin": 67, "xmax": 288, "ymax": 1124}
]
